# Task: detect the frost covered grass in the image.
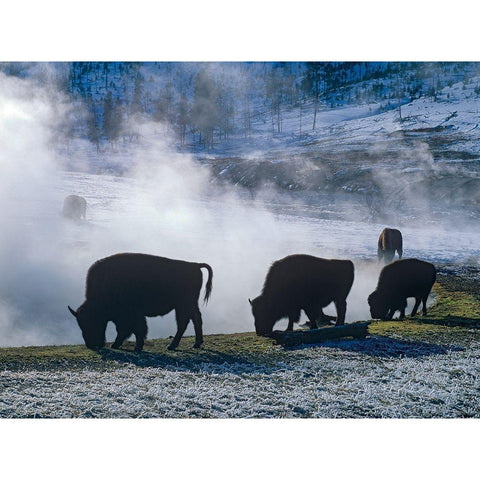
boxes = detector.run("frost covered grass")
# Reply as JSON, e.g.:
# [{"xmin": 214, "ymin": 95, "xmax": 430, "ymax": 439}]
[
  {"xmin": 1, "ymin": 271, "xmax": 479, "ymax": 418},
  {"xmin": 1, "ymin": 342, "xmax": 478, "ymax": 419}
]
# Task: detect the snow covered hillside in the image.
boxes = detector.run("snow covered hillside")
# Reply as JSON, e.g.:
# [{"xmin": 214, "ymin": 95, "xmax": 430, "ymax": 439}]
[{"xmin": 24, "ymin": 61, "xmax": 476, "ymax": 226}]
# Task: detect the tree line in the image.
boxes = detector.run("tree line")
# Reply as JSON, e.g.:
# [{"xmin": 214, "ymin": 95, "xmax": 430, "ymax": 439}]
[{"xmin": 60, "ymin": 61, "xmax": 480, "ymax": 150}]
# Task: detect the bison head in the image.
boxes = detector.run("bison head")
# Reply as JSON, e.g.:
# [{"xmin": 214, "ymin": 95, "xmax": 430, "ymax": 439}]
[
  {"xmin": 367, "ymin": 291, "xmax": 389, "ymax": 320},
  {"xmin": 249, "ymin": 296, "xmax": 274, "ymax": 336},
  {"xmin": 68, "ymin": 303, "xmax": 106, "ymax": 350}
]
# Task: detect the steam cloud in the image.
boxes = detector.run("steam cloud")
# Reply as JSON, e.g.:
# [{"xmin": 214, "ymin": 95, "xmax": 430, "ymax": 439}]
[{"xmin": 0, "ymin": 70, "xmax": 475, "ymax": 347}]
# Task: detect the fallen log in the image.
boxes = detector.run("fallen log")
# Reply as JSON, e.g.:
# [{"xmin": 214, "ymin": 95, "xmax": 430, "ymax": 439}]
[{"xmin": 271, "ymin": 321, "xmax": 371, "ymax": 347}]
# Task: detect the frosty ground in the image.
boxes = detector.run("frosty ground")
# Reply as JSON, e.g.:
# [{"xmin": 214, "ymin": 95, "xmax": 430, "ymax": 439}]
[{"xmin": 1, "ymin": 326, "xmax": 478, "ymax": 419}]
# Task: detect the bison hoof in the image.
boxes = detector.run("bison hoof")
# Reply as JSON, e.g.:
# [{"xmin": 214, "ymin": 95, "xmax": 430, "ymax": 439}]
[
  {"xmin": 167, "ymin": 344, "xmax": 177, "ymax": 351},
  {"xmin": 193, "ymin": 342, "xmax": 203, "ymax": 349},
  {"xmin": 111, "ymin": 343, "xmax": 121, "ymax": 350}
]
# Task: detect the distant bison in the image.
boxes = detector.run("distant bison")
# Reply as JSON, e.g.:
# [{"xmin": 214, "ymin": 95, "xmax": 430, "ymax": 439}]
[
  {"xmin": 63, "ymin": 195, "xmax": 87, "ymax": 220},
  {"xmin": 249, "ymin": 254, "xmax": 354, "ymax": 336},
  {"xmin": 368, "ymin": 258, "xmax": 436, "ymax": 321},
  {"xmin": 377, "ymin": 228, "xmax": 403, "ymax": 263},
  {"xmin": 68, "ymin": 253, "xmax": 213, "ymax": 352}
]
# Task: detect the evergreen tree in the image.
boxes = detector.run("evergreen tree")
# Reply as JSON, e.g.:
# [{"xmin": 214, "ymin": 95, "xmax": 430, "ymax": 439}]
[
  {"xmin": 154, "ymin": 82, "xmax": 174, "ymax": 124},
  {"xmin": 131, "ymin": 72, "xmax": 146, "ymax": 115},
  {"xmin": 191, "ymin": 67, "xmax": 220, "ymax": 149},
  {"xmin": 177, "ymin": 92, "xmax": 189, "ymax": 146},
  {"xmin": 86, "ymin": 102, "xmax": 100, "ymax": 151},
  {"xmin": 103, "ymin": 92, "xmax": 122, "ymax": 144},
  {"xmin": 103, "ymin": 62, "xmax": 109, "ymax": 90}
]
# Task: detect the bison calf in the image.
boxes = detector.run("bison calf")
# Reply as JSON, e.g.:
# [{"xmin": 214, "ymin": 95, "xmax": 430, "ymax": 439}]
[
  {"xmin": 249, "ymin": 254, "xmax": 354, "ymax": 336},
  {"xmin": 377, "ymin": 228, "xmax": 402, "ymax": 263},
  {"xmin": 63, "ymin": 195, "xmax": 87, "ymax": 220},
  {"xmin": 68, "ymin": 253, "xmax": 213, "ymax": 352},
  {"xmin": 368, "ymin": 258, "xmax": 436, "ymax": 321}
]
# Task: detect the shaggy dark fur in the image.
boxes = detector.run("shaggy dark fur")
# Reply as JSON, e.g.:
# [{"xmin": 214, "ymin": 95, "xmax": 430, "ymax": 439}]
[
  {"xmin": 68, "ymin": 253, "xmax": 213, "ymax": 351},
  {"xmin": 62, "ymin": 195, "xmax": 87, "ymax": 220},
  {"xmin": 368, "ymin": 258, "xmax": 436, "ymax": 321},
  {"xmin": 249, "ymin": 254, "xmax": 354, "ymax": 335},
  {"xmin": 377, "ymin": 228, "xmax": 403, "ymax": 263}
]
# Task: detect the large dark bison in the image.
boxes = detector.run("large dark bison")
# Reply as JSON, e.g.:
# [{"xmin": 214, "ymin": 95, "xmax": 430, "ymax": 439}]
[
  {"xmin": 68, "ymin": 253, "xmax": 213, "ymax": 352},
  {"xmin": 377, "ymin": 227, "xmax": 402, "ymax": 263},
  {"xmin": 249, "ymin": 254, "xmax": 354, "ymax": 336},
  {"xmin": 368, "ymin": 258, "xmax": 436, "ymax": 321},
  {"xmin": 63, "ymin": 195, "xmax": 87, "ymax": 220}
]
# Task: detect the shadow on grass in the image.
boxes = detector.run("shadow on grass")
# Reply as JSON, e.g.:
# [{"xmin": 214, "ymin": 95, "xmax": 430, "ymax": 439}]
[
  {"xmin": 98, "ymin": 333, "xmax": 464, "ymax": 373},
  {"xmin": 98, "ymin": 346, "xmax": 262, "ymax": 373},
  {"xmin": 415, "ymin": 316, "xmax": 480, "ymax": 329},
  {"xmin": 286, "ymin": 335, "xmax": 464, "ymax": 358}
]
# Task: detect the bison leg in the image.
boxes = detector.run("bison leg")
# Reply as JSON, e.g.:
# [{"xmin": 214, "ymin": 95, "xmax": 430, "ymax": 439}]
[
  {"xmin": 168, "ymin": 309, "xmax": 190, "ymax": 351},
  {"xmin": 384, "ymin": 250, "xmax": 395, "ymax": 264},
  {"xmin": 410, "ymin": 297, "xmax": 422, "ymax": 317},
  {"xmin": 133, "ymin": 316, "xmax": 148, "ymax": 352},
  {"xmin": 334, "ymin": 300, "xmax": 346, "ymax": 326},
  {"xmin": 191, "ymin": 307, "xmax": 204, "ymax": 349},
  {"xmin": 385, "ymin": 308, "xmax": 395, "ymax": 321},
  {"xmin": 286, "ymin": 310, "xmax": 300, "ymax": 332},
  {"xmin": 422, "ymin": 294, "xmax": 429, "ymax": 316},
  {"xmin": 304, "ymin": 306, "xmax": 321, "ymax": 329},
  {"xmin": 111, "ymin": 325, "xmax": 133, "ymax": 350}
]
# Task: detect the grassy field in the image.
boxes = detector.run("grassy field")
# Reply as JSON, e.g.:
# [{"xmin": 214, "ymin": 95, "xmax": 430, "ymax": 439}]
[
  {"xmin": 1, "ymin": 268, "xmax": 478, "ymax": 369},
  {"xmin": 1, "ymin": 267, "xmax": 479, "ymax": 418}
]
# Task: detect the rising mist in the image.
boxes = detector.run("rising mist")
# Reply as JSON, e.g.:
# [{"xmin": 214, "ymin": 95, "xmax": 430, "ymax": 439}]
[{"xmin": 0, "ymin": 67, "xmax": 478, "ymax": 347}]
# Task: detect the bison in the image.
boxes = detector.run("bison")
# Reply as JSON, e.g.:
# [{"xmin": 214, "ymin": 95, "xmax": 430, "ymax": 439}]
[
  {"xmin": 368, "ymin": 258, "xmax": 436, "ymax": 321},
  {"xmin": 249, "ymin": 254, "xmax": 354, "ymax": 336},
  {"xmin": 68, "ymin": 253, "xmax": 213, "ymax": 352},
  {"xmin": 377, "ymin": 228, "xmax": 402, "ymax": 263},
  {"xmin": 63, "ymin": 195, "xmax": 87, "ymax": 220}
]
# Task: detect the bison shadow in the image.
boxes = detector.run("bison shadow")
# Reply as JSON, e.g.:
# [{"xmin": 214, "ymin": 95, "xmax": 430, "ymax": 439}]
[
  {"xmin": 96, "ymin": 335, "xmax": 462, "ymax": 375},
  {"xmin": 285, "ymin": 334, "xmax": 464, "ymax": 358},
  {"xmin": 415, "ymin": 315, "xmax": 480, "ymax": 329},
  {"xmin": 98, "ymin": 345, "xmax": 264, "ymax": 373}
]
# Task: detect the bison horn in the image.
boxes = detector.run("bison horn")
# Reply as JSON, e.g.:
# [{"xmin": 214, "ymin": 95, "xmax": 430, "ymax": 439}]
[
  {"xmin": 248, "ymin": 298, "xmax": 252, "ymax": 306},
  {"xmin": 68, "ymin": 306, "xmax": 78, "ymax": 318}
]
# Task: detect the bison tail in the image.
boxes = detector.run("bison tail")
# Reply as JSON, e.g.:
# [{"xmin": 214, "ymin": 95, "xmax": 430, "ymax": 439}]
[{"xmin": 198, "ymin": 263, "xmax": 213, "ymax": 304}]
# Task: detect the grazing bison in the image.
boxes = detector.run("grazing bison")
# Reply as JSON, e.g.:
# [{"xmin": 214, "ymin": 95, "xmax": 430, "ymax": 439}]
[
  {"xmin": 368, "ymin": 258, "xmax": 436, "ymax": 321},
  {"xmin": 377, "ymin": 228, "xmax": 402, "ymax": 263},
  {"xmin": 68, "ymin": 253, "xmax": 213, "ymax": 352},
  {"xmin": 63, "ymin": 195, "xmax": 87, "ymax": 220},
  {"xmin": 249, "ymin": 254, "xmax": 354, "ymax": 336}
]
